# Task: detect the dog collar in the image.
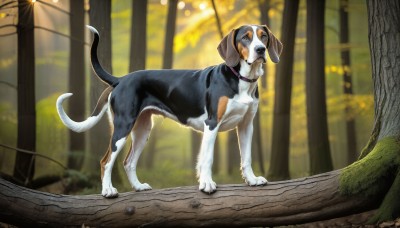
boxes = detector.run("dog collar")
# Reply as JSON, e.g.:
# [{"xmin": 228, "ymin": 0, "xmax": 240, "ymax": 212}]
[{"xmin": 229, "ymin": 66, "xmax": 259, "ymax": 83}]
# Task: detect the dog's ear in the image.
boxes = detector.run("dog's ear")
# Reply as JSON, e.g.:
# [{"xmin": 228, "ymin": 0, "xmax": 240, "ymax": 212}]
[
  {"xmin": 262, "ymin": 25, "xmax": 283, "ymax": 63},
  {"xmin": 217, "ymin": 29, "xmax": 240, "ymax": 67}
]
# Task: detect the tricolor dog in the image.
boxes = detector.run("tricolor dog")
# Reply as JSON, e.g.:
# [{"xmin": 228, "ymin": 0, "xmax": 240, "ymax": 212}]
[{"xmin": 57, "ymin": 24, "xmax": 282, "ymax": 198}]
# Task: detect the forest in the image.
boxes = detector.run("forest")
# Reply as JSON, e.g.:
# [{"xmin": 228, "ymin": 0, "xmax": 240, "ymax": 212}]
[{"xmin": 0, "ymin": 0, "xmax": 399, "ymax": 227}]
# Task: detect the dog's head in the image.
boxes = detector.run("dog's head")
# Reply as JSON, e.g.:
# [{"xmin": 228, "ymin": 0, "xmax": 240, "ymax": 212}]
[{"xmin": 217, "ymin": 25, "xmax": 282, "ymax": 67}]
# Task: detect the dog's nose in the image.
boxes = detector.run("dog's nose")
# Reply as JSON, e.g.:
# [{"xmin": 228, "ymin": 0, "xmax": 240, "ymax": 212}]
[{"xmin": 255, "ymin": 45, "xmax": 266, "ymax": 55}]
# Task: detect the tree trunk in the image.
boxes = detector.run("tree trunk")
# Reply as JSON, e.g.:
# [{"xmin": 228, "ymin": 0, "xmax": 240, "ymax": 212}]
[
  {"xmin": 252, "ymin": 111, "xmax": 265, "ymax": 175},
  {"xmin": 162, "ymin": 0, "xmax": 177, "ymax": 69},
  {"xmin": 129, "ymin": 0, "xmax": 147, "ymax": 72},
  {"xmin": 339, "ymin": 0, "xmax": 358, "ymax": 164},
  {"xmin": 305, "ymin": 0, "xmax": 333, "ymax": 175},
  {"xmin": 0, "ymin": 170, "xmax": 383, "ymax": 227},
  {"xmin": 14, "ymin": 0, "xmax": 36, "ymax": 186},
  {"xmin": 84, "ymin": 1, "xmax": 117, "ymax": 182},
  {"xmin": 68, "ymin": 0, "xmax": 85, "ymax": 170},
  {"xmin": 211, "ymin": 0, "xmax": 223, "ymax": 39},
  {"xmin": 340, "ymin": 0, "xmax": 400, "ymax": 223},
  {"xmin": 258, "ymin": 0, "xmax": 270, "ymax": 90},
  {"xmin": 227, "ymin": 131, "xmax": 240, "ymax": 175},
  {"xmin": 268, "ymin": 0, "xmax": 299, "ymax": 181}
]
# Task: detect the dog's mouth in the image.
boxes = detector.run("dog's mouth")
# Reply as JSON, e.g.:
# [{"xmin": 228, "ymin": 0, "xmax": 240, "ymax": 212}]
[{"xmin": 245, "ymin": 56, "xmax": 266, "ymax": 65}]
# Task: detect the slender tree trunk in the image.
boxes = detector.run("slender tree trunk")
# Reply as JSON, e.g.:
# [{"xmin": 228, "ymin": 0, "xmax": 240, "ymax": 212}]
[
  {"xmin": 268, "ymin": 0, "xmax": 299, "ymax": 181},
  {"xmin": 339, "ymin": 0, "xmax": 357, "ymax": 164},
  {"xmin": 227, "ymin": 131, "xmax": 240, "ymax": 175},
  {"xmin": 84, "ymin": 1, "xmax": 115, "ymax": 182},
  {"xmin": 258, "ymin": 0, "xmax": 270, "ymax": 90},
  {"xmin": 129, "ymin": 0, "xmax": 147, "ymax": 72},
  {"xmin": 305, "ymin": 0, "xmax": 333, "ymax": 175},
  {"xmin": 211, "ymin": 0, "xmax": 223, "ymax": 39},
  {"xmin": 252, "ymin": 111, "xmax": 265, "ymax": 175},
  {"xmin": 191, "ymin": 131, "xmax": 201, "ymax": 171},
  {"xmin": 68, "ymin": 0, "xmax": 85, "ymax": 170},
  {"xmin": 13, "ymin": 0, "xmax": 36, "ymax": 186},
  {"xmin": 162, "ymin": 0, "xmax": 177, "ymax": 69}
]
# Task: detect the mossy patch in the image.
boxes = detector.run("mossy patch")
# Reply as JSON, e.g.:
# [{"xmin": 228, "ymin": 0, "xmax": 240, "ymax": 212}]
[
  {"xmin": 340, "ymin": 137, "xmax": 400, "ymax": 196},
  {"xmin": 340, "ymin": 137, "xmax": 400, "ymax": 223}
]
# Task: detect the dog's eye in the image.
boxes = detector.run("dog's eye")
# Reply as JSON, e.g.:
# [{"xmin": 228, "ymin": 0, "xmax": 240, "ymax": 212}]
[
  {"xmin": 261, "ymin": 34, "xmax": 268, "ymax": 40},
  {"xmin": 242, "ymin": 36, "xmax": 250, "ymax": 41}
]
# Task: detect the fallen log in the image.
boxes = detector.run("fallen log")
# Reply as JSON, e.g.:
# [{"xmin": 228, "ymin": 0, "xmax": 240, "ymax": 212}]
[{"xmin": 0, "ymin": 170, "xmax": 381, "ymax": 227}]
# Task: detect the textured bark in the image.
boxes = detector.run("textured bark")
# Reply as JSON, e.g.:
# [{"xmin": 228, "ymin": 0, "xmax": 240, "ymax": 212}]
[
  {"xmin": 68, "ymin": 0, "xmax": 85, "ymax": 170},
  {"xmin": 14, "ymin": 0, "xmax": 36, "ymax": 185},
  {"xmin": 340, "ymin": 0, "xmax": 400, "ymax": 223},
  {"xmin": 130, "ymin": 0, "xmax": 147, "ymax": 72},
  {"xmin": 305, "ymin": 0, "xmax": 333, "ymax": 175},
  {"xmin": 0, "ymin": 170, "xmax": 381, "ymax": 227},
  {"xmin": 367, "ymin": 0, "xmax": 400, "ymax": 142},
  {"xmin": 268, "ymin": 0, "xmax": 299, "ymax": 181}
]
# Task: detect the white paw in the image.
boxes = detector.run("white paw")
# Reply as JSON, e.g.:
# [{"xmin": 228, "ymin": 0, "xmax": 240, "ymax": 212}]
[
  {"xmin": 135, "ymin": 183, "xmax": 152, "ymax": 192},
  {"xmin": 199, "ymin": 178, "xmax": 217, "ymax": 194},
  {"xmin": 102, "ymin": 186, "xmax": 118, "ymax": 198},
  {"xmin": 246, "ymin": 176, "xmax": 268, "ymax": 186}
]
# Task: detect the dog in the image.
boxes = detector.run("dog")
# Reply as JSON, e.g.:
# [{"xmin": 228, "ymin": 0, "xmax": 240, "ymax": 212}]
[{"xmin": 56, "ymin": 24, "xmax": 282, "ymax": 198}]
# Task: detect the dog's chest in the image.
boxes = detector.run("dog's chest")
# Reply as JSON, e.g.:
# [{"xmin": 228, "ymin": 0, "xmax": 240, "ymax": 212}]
[
  {"xmin": 218, "ymin": 96, "xmax": 253, "ymax": 131},
  {"xmin": 218, "ymin": 83, "xmax": 258, "ymax": 131}
]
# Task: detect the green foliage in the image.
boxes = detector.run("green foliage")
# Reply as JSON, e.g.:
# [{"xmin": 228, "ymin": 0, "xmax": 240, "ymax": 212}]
[{"xmin": 36, "ymin": 94, "xmax": 68, "ymax": 178}]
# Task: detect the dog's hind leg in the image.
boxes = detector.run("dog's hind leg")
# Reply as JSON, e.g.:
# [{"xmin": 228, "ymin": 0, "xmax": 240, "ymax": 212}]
[
  {"xmin": 101, "ymin": 116, "xmax": 134, "ymax": 198},
  {"xmin": 123, "ymin": 111, "xmax": 153, "ymax": 192}
]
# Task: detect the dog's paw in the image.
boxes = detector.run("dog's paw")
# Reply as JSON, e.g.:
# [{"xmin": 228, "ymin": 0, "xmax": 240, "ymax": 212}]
[
  {"xmin": 246, "ymin": 176, "xmax": 268, "ymax": 186},
  {"xmin": 199, "ymin": 178, "xmax": 217, "ymax": 194},
  {"xmin": 102, "ymin": 186, "xmax": 119, "ymax": 198},
  {"xmin": 135, "ymin": 183, "xmax": 152, "ymax": 192}
]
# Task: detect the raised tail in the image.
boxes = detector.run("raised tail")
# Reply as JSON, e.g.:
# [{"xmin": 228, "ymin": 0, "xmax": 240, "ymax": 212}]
[
  {"xmin": 56, "ymin": 87, "xmax": 113, "ymax": 133},
  {"xmin": 87, "ymin": 25, "xmax": 119, "ymax": 87}
]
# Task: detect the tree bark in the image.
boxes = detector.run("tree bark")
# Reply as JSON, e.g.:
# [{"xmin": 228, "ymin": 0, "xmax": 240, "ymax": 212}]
[
  {"xmin": 68, "ymin": 0, "xmax": 85, "ymax": 170},
  {"xmin": 130, "ymin": 0, "xmax": 147, "ymax": 72},
  {"xmin": 305, "ymin": 0, "xmax": 333, "ymax": 175},
  {"xmin": 14, "ymin": 0, "xmax": 36, "ymax": 186},
  {"xmin": 340, "ymin": 0, "xmax": 400, "ymax": 223},
  {"xmin": 339, "ymin": 0, "xmax": 358, "ymax": 164},
  {"xmin": 268, "ymin": 0, "xmax": 299, "ymax": 181},
  {"xmin": 0, "ymin": 170, "xmax": 383, "ymax": 227}
]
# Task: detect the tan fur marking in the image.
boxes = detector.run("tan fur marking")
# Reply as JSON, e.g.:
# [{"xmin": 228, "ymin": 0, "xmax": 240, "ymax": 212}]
[
  {"xmin": 217, "ymin": 96, "xmax": 229, "ymax": 122},
  {"xmin": 91, "ymin": 86, "xmax": 113, "ymax": 116},
  {"xmin": 246, "ymin": 30, "xmax": 253, "ymax": 40},
  {"xmin": 257, "ymin": 27, "xmax": 268, "ymax": 46},
  {"xmin": 237, "ymin": 42, "xmax": 249, "ymax": 60}
]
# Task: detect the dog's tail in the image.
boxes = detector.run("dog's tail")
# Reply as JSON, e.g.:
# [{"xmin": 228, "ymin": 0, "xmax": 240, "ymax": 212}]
[
  {"xmin": 87, "ymin": 25, "xmax": 119, "ymax": 87},
  {"xmin": 56, "ymin": 87, "xmax": 113, "ymax": 133}
]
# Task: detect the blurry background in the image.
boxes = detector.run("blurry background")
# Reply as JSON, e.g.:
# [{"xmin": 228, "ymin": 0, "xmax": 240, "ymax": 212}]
[{"xmin": 0, "ymin": 0, "xmax": 373, "ymax": 194}]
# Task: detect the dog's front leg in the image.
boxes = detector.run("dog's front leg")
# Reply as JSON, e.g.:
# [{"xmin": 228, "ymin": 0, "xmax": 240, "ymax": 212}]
[
  {"xmin": 237, "ymin": 106, "xmax": 268, "ymax": 186},
  {"xmin": 197, "ymin": 123, "xmax": 219, "ymax": 193}
]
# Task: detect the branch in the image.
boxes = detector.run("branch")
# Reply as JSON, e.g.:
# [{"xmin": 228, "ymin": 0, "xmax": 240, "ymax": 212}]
[
  {"xmin": 0, "ymin": 170, "xmax": 381, "ymax": 227},
  {"xmin": 0, "ymin": 143, "xmax": 67, "ymax": 170}
]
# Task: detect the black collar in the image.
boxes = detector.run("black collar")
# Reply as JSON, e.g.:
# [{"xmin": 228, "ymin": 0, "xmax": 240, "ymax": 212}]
[{"xmin": 228, "ymin": 66, "xmax": 259, "ymax": 83}]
